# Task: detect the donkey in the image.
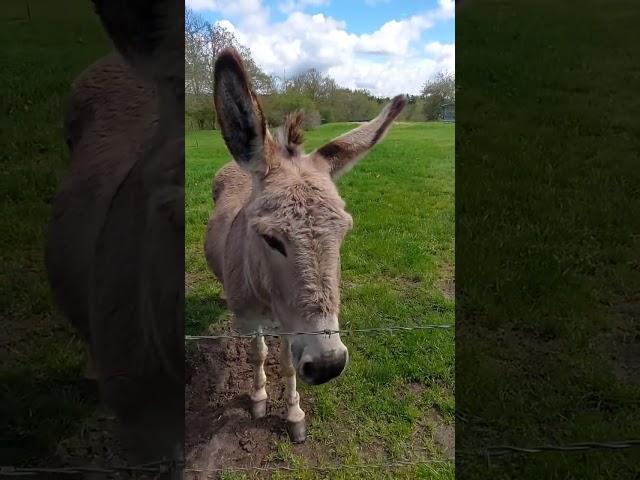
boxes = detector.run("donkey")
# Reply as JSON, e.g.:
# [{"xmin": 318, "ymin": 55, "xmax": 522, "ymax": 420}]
[
  {"xmin": 45, "ymin": 0, "xmax": 184, "ymax": 464},
  {"xmin": 205, "ymin": 48, "xmax": 407, "ymax": 442}
]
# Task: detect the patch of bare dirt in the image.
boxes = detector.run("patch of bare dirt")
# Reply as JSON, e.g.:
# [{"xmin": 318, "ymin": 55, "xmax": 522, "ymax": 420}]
[
  {"xmin": 55, "ymin": 411, "xmax": 127, "ymax": 475},
  {"xmin": 392, "ymin": 382, "xmax": 454, "ymax": 461},
  {"xmin": 185, "ymin": 271, "xmax": 211, "ymax": 294},
  {"xmin": 438, "ymin": 264, "xmax": 455, "ymax": 300},
  {"xmin": 185, "ymin": 336, "xmax": 457, "ymax": 477},
  {"xmin": 185, "ymin": 335, "xmax": 317, "ymax": 477},
  {"xmin": 393, "ymin": 381, "xmax": 426, "ymax": 401},
  {"xmin": 604, "ymin": 292, "xmax": 640, "ymax": 386},
  {"xmin": 611, "ymin": 338, "xmax": 640, "ymax": 385},
  {"xmin": 604, "ymin": 324, "xmax": 640, "ymax": 387},
  {"xmin": 415, "ymin": 409, "xmax": 455, "ymax": 461},
  {"xmin": 54, "ymin": 409, "xmax": 171, "ymax": 479}
]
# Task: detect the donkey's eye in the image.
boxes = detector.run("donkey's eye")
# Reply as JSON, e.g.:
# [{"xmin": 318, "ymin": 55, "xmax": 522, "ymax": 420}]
[{"xmin": 262, "ymin": 235, "xmax": 287, "ymax": 257}]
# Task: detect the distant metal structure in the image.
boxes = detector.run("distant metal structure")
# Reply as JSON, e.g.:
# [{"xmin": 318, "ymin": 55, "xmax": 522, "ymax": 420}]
[{"xmin": 441, "ymin": 102, "xmax": 455, "ymax": 122}]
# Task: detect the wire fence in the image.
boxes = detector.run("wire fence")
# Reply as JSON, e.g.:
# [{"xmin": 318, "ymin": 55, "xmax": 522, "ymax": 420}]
[
  {"xmin": 0, "ymin": 460, "xmax": 179, "ymax": 477},
  {"xmin": 184, "ymin": 323, "xmax": 455, "ymax": 340},
  {"xmin": 4, "ymin": 439, "xmax": 640, "ymax": 477},
  {"xmin": 484, "ymin": 439, "xmax": 640, "ymax": 456},
  {"xmin": 6, "ymin": 324, "xmax": 639, "ymax": 476},
  {"xmin": 184, "ymin": 458, "xmax": 448, "ymax": 477},
  {"xmin": 0, "ymin": 459, "xmax": 445, "ymax": 478}
]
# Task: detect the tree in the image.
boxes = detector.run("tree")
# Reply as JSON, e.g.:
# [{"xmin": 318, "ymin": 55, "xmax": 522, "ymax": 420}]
[
  {"xmin": 421, "ymin": 71, "xmax": 455, "ymax": 121},
  {"xmin": 185, "ymin": 9, "xmax": 274, "ymax": 129},
  {"xmin": 185, "ymin": 95, "xmax": 215, "ymax": 130},
  {"xmin": 203, "ymin": 22, "xmax": 274, "ymax": 95},
  {"xmin": 185, "ymin": 8, "xmax": 208, "ymax": 96},
  {"xmin": 287, "ymin": 68, "xmax": 336, "ymax": 102}
]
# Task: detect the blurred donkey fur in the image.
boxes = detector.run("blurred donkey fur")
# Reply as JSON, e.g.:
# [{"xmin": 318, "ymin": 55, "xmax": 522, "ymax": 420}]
[{"xmin": 45, "ymin": 0, "xmax": 185, "ymax": 465}]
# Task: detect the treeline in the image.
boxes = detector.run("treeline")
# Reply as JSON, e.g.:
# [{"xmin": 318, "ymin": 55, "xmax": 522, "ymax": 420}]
[{"xmin": 185, "ymin": 8, "xmax": 454, "ymax": 130}]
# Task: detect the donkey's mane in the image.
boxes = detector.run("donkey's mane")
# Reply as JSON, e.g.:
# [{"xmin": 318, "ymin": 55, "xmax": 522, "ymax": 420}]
[{"xmin": 273, "ymin": 110, "xmax": 305, "ymax": 158}]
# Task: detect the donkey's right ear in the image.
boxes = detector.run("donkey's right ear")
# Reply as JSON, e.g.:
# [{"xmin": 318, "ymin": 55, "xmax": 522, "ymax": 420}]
[{"xmin": 214, "ymin": 48, "xmax": 269, "ymax": 174}]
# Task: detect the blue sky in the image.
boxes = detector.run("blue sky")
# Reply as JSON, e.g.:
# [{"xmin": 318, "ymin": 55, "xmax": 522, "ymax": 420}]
[
  {"xmin": 187, "ymin": 0, "xmax": 455, "ymax": 96},
  {"xmin": 273, "ymin": 0, "xmax": 454, "ymax": 39}
]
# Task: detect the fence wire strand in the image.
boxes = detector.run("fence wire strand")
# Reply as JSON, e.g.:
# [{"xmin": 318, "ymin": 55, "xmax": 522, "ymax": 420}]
[
  {"xmin": 185, "ymin": 323, "xmax": 455, "ymax": 340},
  {"xmin": 485, "ymin": 439, "xmax": 640, "ymax": 456},
  {"xmin": 6, "ymin": 323, "xmax": 639, "ymax": 476},
  {"xmin": 4, "ymin": 440, "xmax": 640, "ymax": 476},
  {"xmin": 184, "ymin": 458, "xmax": 447, "ymax": 476},
  {"xmin": 0, "ymin": 459, "xmax": 179, "ymax": 477}
]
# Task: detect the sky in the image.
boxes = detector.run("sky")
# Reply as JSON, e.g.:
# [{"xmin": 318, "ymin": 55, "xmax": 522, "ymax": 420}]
[{"xmin": 185, "ymin": 0, "xmax": 455, "ymax": 98}]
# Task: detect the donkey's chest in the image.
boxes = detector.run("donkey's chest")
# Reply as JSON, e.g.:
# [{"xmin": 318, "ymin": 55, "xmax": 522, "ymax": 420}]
[{"xmin": 231, "ymin": 305, "xmax": 278, "ymax": 334}]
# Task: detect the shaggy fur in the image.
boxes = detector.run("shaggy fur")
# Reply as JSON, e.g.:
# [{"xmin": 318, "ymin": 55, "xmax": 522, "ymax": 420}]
[
  {"xmin": 45, "ymin": 3, "xmax": 183, "ymax": 463},
  {"xmin": 204, "ymin": 47, "xmax": 406, "ymax": 442},
  {"xmin": 205, "ymin": 48, "xmax": 406, "ymax": 368}
]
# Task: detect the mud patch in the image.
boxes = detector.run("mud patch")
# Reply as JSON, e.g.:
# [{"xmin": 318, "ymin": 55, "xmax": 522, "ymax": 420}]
[
  {"xmin": 438, "ymin": 264, "xmax": 455, "ymax": 300},
  {"xmin": 608, "ymin": 330, "xmax": 640, "ymax": 386},
  {"xmin": 186, "ymin": 334, "xmax": 316, "ymax": 476},
  {"xmin": 392, "ymin": 383, "xmax": 454, "ymax": 461},
  {"xmin": 185, "ymin": 271, "xmax": 212, "ymax": 294},
  {"xmin": 393, "ymin": 381, "xmax": 426, "ymax": 401},
  {"xmin": 416, "ymin": 409, "xmax": 455, "ymax": 461},
  {"xmin": 185, "ymin": 328, "xmax": 455, "ymax": 476},
  {"xmin": 54, "ymin": 409, "xmax": 163, "ymax": 479}
]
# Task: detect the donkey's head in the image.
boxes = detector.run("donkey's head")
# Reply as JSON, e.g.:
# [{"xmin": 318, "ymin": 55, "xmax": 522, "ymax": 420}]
[
  {"xmin": 215, "ymin": 49, "xmax": 406, "ymax": 385},
  {"xmin": 91, "ymin": 0, "xmax": 183, "ymax": 96}
]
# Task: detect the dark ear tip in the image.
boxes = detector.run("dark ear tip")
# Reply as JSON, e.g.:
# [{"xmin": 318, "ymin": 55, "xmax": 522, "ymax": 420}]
[
  {"xmin": 217, "ymin": 47, "xmax": 242, "ymax": 62},
  {"xmin": 388, "ymin": 94, "xmax": 408, "ymax": 118},
  {"xmin": 214, "ymin": 48, "xmax": 247, "ymax": 79},
  {"xmin": 392, "ymin": 94, "xmax": 409, "ymax": 109}
]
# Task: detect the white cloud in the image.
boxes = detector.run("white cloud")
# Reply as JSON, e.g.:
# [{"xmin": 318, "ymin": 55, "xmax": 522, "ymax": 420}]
[
  {"xmin": 187, "ymin": 0, "xmax": 455, "ymax": 97},
  {"xmin": 424, "ymin": 41, "xmax": 455, "ymax": 61},
  {"xmin": 437, "ymin": 0, "xmax": 455, "ymax": 20},
  {"xmin": 186, "ymin": 0, "xmax": 217, "ymax": 10},
  {"xmin": 278, "ymin": 0, "xmax": 330, "ymax": 14},
  {"xmin": 327, "ymin": 55, "xmax": 453, "ymax": 97},
  {"xmin": 187, "ymin": 0, "xmax": 270, "ymax": 29},
  {"xmin": 356, "ymin": 14, "xmax": 433, "ymax": 56}
]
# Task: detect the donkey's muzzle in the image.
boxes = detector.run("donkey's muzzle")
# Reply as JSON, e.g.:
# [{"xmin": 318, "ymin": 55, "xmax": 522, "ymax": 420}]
[{"xmin": 299, "ymin": 350, "xmax": 348, "ymax": 385}]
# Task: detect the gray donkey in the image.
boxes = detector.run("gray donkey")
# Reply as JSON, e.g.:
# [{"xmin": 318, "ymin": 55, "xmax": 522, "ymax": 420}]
[
  {"xmin": 205, "ymin": 48, "xmax": 407, "ymax": 442},
  {"xmin": 45, "ymin": 0, "xmax": 184, "ymax": 464}
]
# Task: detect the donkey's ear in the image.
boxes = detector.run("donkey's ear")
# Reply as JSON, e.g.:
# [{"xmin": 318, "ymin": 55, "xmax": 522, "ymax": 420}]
[
  {"xmin": 214, "ymin": 48, "xmax": 269, "ymax": 174},
  {"xmin": 312, "ymin": 95, "xmax": 407, "ymax": 179},
  {"xmin": 91, "ymin": 0, "xmax": 183, "ymax": 87}
]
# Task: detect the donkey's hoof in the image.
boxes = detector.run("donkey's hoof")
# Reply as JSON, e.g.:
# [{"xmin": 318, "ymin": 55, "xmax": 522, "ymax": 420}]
[
  {"xmin": 251, "ymin": 399, "xmax": 267, "ymax": 419},
  {"xmin": 287, "ymin": 420, "xmax": 306, "ymax": 443}
]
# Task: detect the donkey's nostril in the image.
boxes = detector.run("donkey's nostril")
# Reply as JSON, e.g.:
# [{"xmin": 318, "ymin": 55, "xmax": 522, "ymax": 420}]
[
  {"xmin": 299, "ymin": 352, "xmax": 347, "ymax": 385},
  {"xmin": 301, "ymin": 361, "xmax": 314, "ymax": 380}
]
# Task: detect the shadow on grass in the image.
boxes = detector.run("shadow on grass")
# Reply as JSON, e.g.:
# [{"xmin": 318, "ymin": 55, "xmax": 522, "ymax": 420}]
[{"xmin": 0, "ymin": 373, "xmax": 100, "ymax": 465}]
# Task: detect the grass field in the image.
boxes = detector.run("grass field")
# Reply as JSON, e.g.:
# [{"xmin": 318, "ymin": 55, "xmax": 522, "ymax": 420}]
[
  {"xmin": 1, "ymin": 1, "xmax": 109, "ymax": 464},
  {"xmin": 185, "ymin": 122, "xmax": 455, "ymax": 478},
  {"xmin": 457, "ymin": 0, "xmax": 640, "ymax": 478}
]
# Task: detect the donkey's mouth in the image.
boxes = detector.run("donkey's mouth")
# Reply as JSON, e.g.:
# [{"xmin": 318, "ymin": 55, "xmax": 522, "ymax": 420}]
[{"xmin": 296, "ymin": 350, "xmax": 348, "ymax": 385}]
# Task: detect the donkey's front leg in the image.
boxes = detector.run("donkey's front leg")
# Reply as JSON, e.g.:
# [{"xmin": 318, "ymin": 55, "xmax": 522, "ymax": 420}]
[
  {"xmin": 280, "ymin": 337, "xmax": 306, "ymax": 443},
  {"xmin": 250, "ymin": 333, "xmax": 268, "ymax": 418}
]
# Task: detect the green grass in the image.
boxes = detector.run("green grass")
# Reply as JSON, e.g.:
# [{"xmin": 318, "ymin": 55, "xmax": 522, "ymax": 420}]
[
  {"xmin": 186, "ymin": 122, "xmax": 455, "ymax": 478},
  {"xmin": 0, "ymin": 0, "xmax": 110, "ymax": 464},
  {"xmin": 457, "ymin": 0, "xmax": 640, "ymax": 478}
]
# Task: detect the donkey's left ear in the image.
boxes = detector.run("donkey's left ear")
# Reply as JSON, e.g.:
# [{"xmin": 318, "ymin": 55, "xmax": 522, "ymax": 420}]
[
  {"xmin": 214, "ymin": 48, "xmax": 270, "ymax": 174},
  {"xmin": 311, "ymin": 95, "xmax": 407, "ymax": 180},
  {"xmin": 91, "ymin": 0, "xmax": 183, "ymax": 87}
]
